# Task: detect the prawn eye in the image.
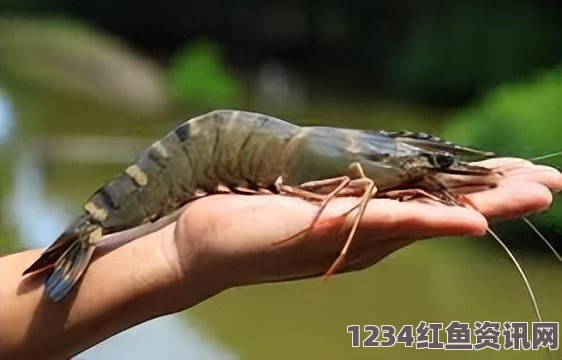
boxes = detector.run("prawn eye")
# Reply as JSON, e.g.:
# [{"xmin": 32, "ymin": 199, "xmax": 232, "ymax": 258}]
[
  {"xmin": 433, "ymin": 153, "xmax": 455, "ymax": 168},
  {"xmin": 423, "ymin": 153, "xmax": 455, "ymax": 168}
]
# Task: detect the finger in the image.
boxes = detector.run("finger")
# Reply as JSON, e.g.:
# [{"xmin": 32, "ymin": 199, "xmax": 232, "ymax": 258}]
[
  {"xmin": 498, "ymin": 165, "xmax": 562, "ymax": 191},
  {"xmin": 462, "ymin": 182, "xmax": 553, "ymax": 222},
  {"xmin": 474, "ymin": 157, "xmax": 533, "ymax": 170},
  {"xmin": 474, "ymin": 158, "xmax": 562, "ymax": 191},
  {"xmin": 249, "ymin": 196, "xmax": 490, "ymax": 241},
  {"xmin": 355, "ymin": 199, "xmax": 488, "ymax": 237}
]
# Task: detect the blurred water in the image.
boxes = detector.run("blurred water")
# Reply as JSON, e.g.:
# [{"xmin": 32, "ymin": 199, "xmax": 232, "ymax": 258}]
[
  {"xmin": 10, "ymin": 151, "xmax": 69, "ymax": 247},
  {"xmin": 0, "ymin": 89, "xmax": 14, "ymax": 144},
  {"xmin": 1, "ymin": 93, "xmax": 235, "ymax": 360}
]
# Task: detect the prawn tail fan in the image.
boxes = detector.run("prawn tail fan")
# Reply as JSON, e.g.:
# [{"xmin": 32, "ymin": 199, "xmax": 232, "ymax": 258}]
[{"xmin": 22, "ymin": 214, "xmax": 101, "ymax": 301}]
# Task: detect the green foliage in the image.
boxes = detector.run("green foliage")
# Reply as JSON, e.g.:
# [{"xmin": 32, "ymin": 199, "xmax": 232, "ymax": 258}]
[
  {"xmin": 444, "ymin": 67, "xmax": 561, "ymax": 162},
  {"xmin": 443, "ymin": 66, "xmax": 562, "ymax": 238},
  {"xmin": 392, "ymin": 1, "xmax": 560, "ymax": 104},
  {"xmin": 167, "ymin": 39, "xmax": 239, "ymax": 107}
]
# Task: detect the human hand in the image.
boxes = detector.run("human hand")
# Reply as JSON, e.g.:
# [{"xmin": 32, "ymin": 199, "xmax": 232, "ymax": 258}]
[{"xmin": 158, "ymin": 157, "xmax": 562, "ymax": 312}]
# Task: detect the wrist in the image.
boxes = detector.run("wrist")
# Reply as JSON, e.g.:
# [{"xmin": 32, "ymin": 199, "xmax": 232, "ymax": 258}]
[{"xmin": 152, "ymin": 222, "xmax": 231, "ymax": 315}]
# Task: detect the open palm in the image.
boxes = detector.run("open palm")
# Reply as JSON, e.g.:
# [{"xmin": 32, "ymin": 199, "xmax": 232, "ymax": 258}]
[{"xmin": 164, "ymin": 158, "xmax": 561, "ymax": 299}]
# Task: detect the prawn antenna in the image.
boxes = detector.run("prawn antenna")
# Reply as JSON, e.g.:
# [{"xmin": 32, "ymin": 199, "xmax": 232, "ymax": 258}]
[
  {"xmin": 521, "ymin": 217, "xmax": 562, "ymax": 262},
  {"xmin": 528, "ymin": 151, "xmax": 562, "ymax": 162},
  {"xmin": 484, "ymin": 226, "xmax": 544, "ymax": 323},
  {"xmin": 441, "ymin": 191, "xmax": 545, "ymax": 324}
]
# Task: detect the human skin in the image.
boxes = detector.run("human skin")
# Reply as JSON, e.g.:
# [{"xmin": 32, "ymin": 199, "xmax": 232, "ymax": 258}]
[{"xmin": 0, "ymin": 158, "xmax": 561, "ymax": 360}]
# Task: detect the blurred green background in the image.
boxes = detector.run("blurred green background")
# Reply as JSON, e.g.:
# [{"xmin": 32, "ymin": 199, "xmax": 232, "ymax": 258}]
[{"xmin": 0, "ymin": 1, "xmax": 560, "ymax": 359}]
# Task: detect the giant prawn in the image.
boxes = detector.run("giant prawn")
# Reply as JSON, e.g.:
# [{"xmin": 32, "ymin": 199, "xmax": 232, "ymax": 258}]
[{"xmin": 22, "ymin": 110, "xmax": 559, "ymax": 326}]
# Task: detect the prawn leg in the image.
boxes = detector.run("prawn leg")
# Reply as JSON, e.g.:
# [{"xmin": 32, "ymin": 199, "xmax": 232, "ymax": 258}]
[
  {"xmin": 324, "ymin": 164, "xmax": 378, "ymax": 278},
  {"xmin": 273, "ymin": 163, "xmax": 369, "ymax": 246},
  {"xmin": 273, "ymin": 176, "xmax": 352, "ymax": 245},
  {"xmin": 382, "ymin": 188, "xmax": 445, "ymax": 203},
  {"xmin": 276, "ymin": 184, "xmax": 329, "ymax": 203}
]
